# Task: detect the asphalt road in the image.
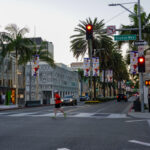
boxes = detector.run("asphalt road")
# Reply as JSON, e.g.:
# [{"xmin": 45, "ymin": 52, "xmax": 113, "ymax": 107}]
[{"xmin": 0, "ymin": 98, "xmax": 150, "ymax": 150}]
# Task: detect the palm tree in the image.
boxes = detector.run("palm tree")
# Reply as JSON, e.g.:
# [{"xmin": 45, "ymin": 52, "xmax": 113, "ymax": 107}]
[
  {"xmin": 1, "ymin": 24, "xmax": 55, "ymax": 105},
  {"xmin": 70, "ymin": 17, "xmax": 113, "ymax": 58},
  {"xmin": 70, "ymin": 17, "xmax": 114, "ymax": 98},
  {"xmin": 118, "ymin": 4, "xmax": 150, "ymax": 48},
  {"xmin": 1, "ymin": 24, "xmax": 33, "ymax": 105},
  {"xmin": 118, "ymin": 4, "xmax": 150, "ymax": 91}
]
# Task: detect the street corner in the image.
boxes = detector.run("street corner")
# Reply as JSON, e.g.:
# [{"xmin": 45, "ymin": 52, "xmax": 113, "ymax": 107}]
[{"xmin": 127, "ymin": 111, "xmax": 150, "ymax": 119}]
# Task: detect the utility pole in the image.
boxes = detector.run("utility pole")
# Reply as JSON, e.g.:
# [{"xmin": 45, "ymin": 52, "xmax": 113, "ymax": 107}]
[
  {"xmin": 86, "ymin": 24, "xmax": 93, "ymax": 100},
  {"xmin": 109, "ymin": 0, "xmax": 144, "ymax": 112},
  {"xmin": 89, "ymin": 39, "xmax": 93, "ymax": 100},
  {"xmin": 137, "ymin": 0, "xmax": 144, "ymax": 112}
]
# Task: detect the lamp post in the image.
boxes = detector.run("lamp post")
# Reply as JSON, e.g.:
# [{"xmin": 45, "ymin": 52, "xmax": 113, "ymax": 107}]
[{"xmin": 109, "ymin": 0, "xmax": 144, "ymax": 112}]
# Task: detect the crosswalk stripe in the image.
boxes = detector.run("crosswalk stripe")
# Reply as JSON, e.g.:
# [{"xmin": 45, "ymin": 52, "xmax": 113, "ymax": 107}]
[
  {"xmin": 107, "ymin": 114, "xmax": 128, "ymax": 118},
  {"xmin": 8, "ymin": 112, "xmax": 37, "ymax": 116},
  {"xmin": 0, "ymin": 112, "xmax": 129, "ymax": 119}
]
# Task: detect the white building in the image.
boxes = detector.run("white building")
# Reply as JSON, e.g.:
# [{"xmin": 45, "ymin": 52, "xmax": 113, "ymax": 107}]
[{"xmin": 25, "ymin": 37, "xmax": 78, "ymax": 105}]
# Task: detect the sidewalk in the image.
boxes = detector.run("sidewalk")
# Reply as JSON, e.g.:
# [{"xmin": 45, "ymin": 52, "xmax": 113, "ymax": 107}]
[
  {"xmin": 0, "ymin": 105, "xmax": 19, "ymax": 111},
  {"xmin": 128, "ymin": 110, "xmax": 150, "ymax": 119}
]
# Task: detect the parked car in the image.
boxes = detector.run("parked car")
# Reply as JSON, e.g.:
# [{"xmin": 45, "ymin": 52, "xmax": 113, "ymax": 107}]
[
  {"xmin": 79, "ymin": 96, "xmax": 90, "ymax": 101},
  {"xmin": 61, "ymin": 95, "xmax": 77, "ymax": 106},
  {"xmin": 117, "ymin": 94, "xmax": 128, "ymax": 102}
]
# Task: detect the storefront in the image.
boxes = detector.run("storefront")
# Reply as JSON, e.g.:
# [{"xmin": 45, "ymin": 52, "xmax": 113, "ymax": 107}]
[{"xmin": 0, "ymin": 87, "xmax": 25, "ymax": 106}]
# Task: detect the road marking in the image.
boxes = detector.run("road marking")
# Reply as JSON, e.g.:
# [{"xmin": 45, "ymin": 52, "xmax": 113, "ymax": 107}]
[
  {"xmin": 0, "ymin": 112, "xmax": 130, "ymax": 119},
  {"xmin": 72, "ymin": 113, "xmax": 94, "ymax": 118},
  {"xmin": 129, "ymin": 140, "xmax": 150, "ymax": 147},
  {"xmin": 57, "ymin": 148, "xmax": 70, "ymax": 150},
  {"xmin": 0, "ymin": 113, "xmax": 9, "ymax": 115},
  {"xmin": 126, "ymin": 119, "xmax": 146, "ymax": 123},
  {"xmin": 107, "ymin": 114, "xmax": 127, "ymax": 118},
  {"xmin": 8, "ymin": 112, "xmax": 36, "ymax": 116}
]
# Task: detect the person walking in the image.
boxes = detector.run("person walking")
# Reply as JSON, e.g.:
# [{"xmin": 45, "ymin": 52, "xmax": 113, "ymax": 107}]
[
  {"xmin": 52, "ymin": 90, "xmax": 66, "ymax": 118},
  {"xmin": 1, "ymin": 92, "xmax": 6, "ymax": 105}
]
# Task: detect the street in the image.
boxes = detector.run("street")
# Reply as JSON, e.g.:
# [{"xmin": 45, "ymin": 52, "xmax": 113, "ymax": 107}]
[{"xmin": 0, "ymin": 98, "xmax": 150, "ymax": 150}]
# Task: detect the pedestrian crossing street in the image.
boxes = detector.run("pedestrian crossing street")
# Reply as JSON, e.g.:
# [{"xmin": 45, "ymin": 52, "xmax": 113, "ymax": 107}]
[{"xmin": 0, "ymin": 111, "xmax": 129, "ymax": 119}]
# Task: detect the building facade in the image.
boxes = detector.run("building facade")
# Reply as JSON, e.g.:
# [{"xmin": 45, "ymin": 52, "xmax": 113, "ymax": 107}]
[
  {"xmin": 70, "ymin": 62, "xmax": 89, "ymax": 96},
  {"xmin": 25, "ymin": 63, "xmax": 78, "ymax": 104}
]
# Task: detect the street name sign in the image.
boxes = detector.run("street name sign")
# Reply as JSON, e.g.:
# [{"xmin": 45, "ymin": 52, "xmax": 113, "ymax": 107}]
[
  {"xmin": 134, "ymin": 41, "xmax": 148, "ymax": 46},
  {"xmin": 114, "ymin": 34, "xmax": 136, "ymax": 41}
]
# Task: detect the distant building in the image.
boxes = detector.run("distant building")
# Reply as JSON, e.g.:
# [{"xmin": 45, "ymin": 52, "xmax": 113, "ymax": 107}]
[
  {"xmin": 25, "ymin": 37, "xmax": 78, "ymax": 104},
  {"xmin": 70, "ymin": 62, "xmax": 89, "ymax": 96},
  {"xmin": 29, "ymin": 37, "xmax": 54, "ymax": 59},
  {"xmin": 70, "ymin": 62, "xmax": 83, "ymax": 71},
  {"xmin": 25, "ymin": 64, "xmax": 78, "ymax": 104}
]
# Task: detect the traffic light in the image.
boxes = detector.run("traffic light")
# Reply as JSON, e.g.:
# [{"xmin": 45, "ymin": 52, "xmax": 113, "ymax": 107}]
[
  {"xmin": 138, "ymin": 56, "xmax": 145, "ymax": 72},
  {"xmin": 86, "ymin": 24, "xmax": 93, "ymax": 40},
  {"xmin": 145, "ymin": 80, "xmax": 150, "ymax": 86}
]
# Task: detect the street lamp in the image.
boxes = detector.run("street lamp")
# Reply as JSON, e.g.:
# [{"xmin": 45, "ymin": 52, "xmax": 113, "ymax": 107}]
[{"xmin": 109, "ymin": 0, "xmax": 144, "ymax": 112}]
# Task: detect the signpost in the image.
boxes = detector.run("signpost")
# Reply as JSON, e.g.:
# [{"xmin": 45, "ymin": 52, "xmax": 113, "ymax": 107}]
[{"xmin": 114, "ymin": 34, "xmax": 136, "ymax": 41}]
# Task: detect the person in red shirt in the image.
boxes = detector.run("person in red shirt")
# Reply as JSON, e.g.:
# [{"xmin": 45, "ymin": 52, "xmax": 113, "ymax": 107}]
[{"xmin": 53, "ymin": 90, "xmax": 66, "ymax": 118}]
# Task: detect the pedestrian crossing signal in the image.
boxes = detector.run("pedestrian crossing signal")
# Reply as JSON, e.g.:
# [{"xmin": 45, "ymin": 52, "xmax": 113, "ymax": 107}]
[{"xmin": 145, "ymin": 80, "xmax": 150, "ymax": 86}]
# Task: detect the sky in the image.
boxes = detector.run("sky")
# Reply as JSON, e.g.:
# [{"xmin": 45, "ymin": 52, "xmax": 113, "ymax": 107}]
[{"xmin": 0, "ymin": 0, "xmax": 150, "ymax": 66}]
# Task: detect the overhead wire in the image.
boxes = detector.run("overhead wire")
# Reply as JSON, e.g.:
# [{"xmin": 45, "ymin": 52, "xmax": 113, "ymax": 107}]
[{"xmin": 105, "ymin": 6, "xmax": 133, "ymax": 24}]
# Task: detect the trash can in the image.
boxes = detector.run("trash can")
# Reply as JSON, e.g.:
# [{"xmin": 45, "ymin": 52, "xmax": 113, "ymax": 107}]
[
  {"xmin": 133, "ymin": 98, "xmax": 141, "ymax": 112},
  {"xmin": 148, "ymin": 98, "xmax": 150, "ymax": 112}
]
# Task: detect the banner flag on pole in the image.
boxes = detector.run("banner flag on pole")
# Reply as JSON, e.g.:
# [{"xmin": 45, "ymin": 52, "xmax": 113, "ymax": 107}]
[
  {"xmin": 32, "ymin": 54, "xmax": 40, "ymax": 77},
  {"xmin": 92, "ymin": 57, "xmax": 99, "ymax": 76},
  {"xmin": 106, "ymin": 70, "xmax": 113, "ymax": 82},
  {"xmin": 130, "ymin": 51, "xmax": 138, "ymax": 74},
  {"xmin": 83, "ymin": 58, "xmax": 90, "ymax": 76}
]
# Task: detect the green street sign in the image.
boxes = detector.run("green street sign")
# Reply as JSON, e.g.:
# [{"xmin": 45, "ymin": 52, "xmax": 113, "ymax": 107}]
[{"xmin": 114, "ymin": 35, "xmax": 136, "ymax": 41}]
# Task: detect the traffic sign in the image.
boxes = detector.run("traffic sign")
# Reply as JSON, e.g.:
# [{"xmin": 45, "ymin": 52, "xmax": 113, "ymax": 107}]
[
  {"xmin": 138, "ymin": 46, "xmax": 145, "ymax": 56},
  {"xmin": 134, "ymin": 41, "xmax": 148, "ymax": 46},
  {"xmin": 107, "ymin": 26, "xmax": 116, "ymax": 35},
  {"xmin": 114, "ymin": 34, "xmax": 136, "ymax": 41}
]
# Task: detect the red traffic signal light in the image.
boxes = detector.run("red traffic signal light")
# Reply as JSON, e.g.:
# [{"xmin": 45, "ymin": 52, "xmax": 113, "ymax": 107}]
[
  {"xmin": 145, "ymin": 80, "xmax": 150, "ymax": 86},
  {"xmin": 138, "ymin": 56, "xmax": 145, "ymax": 72},
  {"xmin": 86, "ymin": 24, "xmax": 93, "ymax": 40},
  {"xmin": 138, "ymin": 57, "xmax": 145, "ymax": 63},
  {"xmin": 86, "ymin": 24, "xmax": 92, "ymax": 31}
]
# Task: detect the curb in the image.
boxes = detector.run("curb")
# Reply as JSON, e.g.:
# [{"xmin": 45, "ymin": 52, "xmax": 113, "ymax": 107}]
[{"xmin": 0, "ymin": 104, "xmax": 54, "ymax": 111}]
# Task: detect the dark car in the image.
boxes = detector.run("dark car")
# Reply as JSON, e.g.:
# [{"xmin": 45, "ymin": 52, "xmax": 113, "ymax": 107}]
[
  {"xmin": 61, "ymin": 95, "xmax": 77, "ymax": 106},
  {"xmin": 79, "ymin": 96, "xmax": 90, "ymax": 101},
  {"xmin": 117, "ymin": 94, "xmax": 128, "ymax": 102}
]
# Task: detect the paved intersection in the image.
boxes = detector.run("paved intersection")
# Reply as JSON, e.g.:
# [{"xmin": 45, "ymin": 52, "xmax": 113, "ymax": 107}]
[{"xmin": 0, "ymin": 111, "xmax": 129, "ymax": 118}]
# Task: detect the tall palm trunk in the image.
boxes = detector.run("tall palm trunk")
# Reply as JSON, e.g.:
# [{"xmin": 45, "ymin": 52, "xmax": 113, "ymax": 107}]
[{"xmin": 15, "ymin": 50, "xmax": 18, "ymax": 105}]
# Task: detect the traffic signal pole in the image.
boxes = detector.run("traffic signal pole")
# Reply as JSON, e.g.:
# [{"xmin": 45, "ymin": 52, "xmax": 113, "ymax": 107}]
[
  {"xmin": 86, "ymin": 24, "xmax": 93, "ymax": 100},
  {"xmin": 89, "ymin": 39, "xmax": 93, "ymax": 100},
  {"xmin": 138, "ymin": 0, "xmax": 145, "ymax": 112},
  {"xmin": 109, "ymin": 0, "xmax": 144, "ymax": 112}
]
